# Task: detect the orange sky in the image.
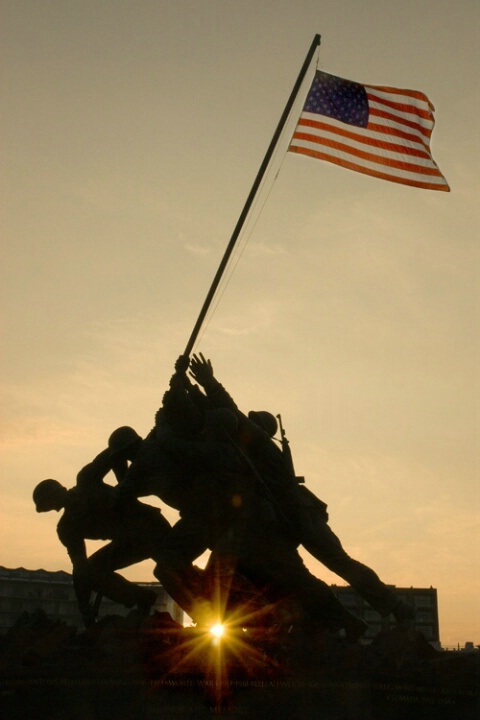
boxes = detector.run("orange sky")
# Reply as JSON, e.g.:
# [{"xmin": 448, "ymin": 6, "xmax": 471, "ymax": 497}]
[{"xmin": 1, "ymin": 0, "xmax": 479, "ymax": 648}]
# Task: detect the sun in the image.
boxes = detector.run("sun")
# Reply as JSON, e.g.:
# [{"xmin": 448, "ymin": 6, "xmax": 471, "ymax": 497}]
[{"xmin": 209, "ymin": 623, "xmax": 226, "ymax": 640}]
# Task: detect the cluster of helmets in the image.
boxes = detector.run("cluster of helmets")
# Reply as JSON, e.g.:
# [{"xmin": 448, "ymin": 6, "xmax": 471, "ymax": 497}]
[{"xmin": 33, "ymin": 413, "xmax": 278, "ymax": 510}]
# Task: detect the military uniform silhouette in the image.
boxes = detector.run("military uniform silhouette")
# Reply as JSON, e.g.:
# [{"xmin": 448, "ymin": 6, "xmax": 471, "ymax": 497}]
[
  {"xmin": 188, "ymin": 353, "xmax": 415, "ymax": 628},
  {"xmin": 151, "ymin": 386, "xmax": 367, "ymax": 639},
  {"xmin": 33, "ymin": 453, "xmax": 171, "ymax": 626}
]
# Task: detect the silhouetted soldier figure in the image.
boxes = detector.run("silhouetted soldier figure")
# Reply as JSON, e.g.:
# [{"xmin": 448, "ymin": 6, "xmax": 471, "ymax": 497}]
[
  {"xmin": 75, "ymin": 444, "xmax": 131, "ymax": 491},
  {"xmin": 107, "ymin": 365, "xmax": 229, "ymax": 618},
  {"xmin": 188, "ymin": 353, "xmax": 415, "ymax": 629},
  {"xmin": 150, "ymin": 379, "xmax": 368, "ymax": 641},
  {"xmin": 33, "ymin": 468, "xmax": 171, "ymax": 627},
  {"xmin": 109, "ymin": 369, "xmax": 251, "ymax": 620},
  {"xmin": 105, "ymin": 363, "xmax": 365, "ymax": 638},
  {"xmin": 109, "ymin": 368, "xmax": 209, "ymax": 513}
]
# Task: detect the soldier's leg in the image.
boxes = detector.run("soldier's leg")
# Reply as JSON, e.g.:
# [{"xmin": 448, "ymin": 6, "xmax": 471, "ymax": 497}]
[
  {"xmin": 87, "ymin": 543, "xmax": 157, "ymax": 610},
  {"xmin": 151, "ymin": 469, "xmax": 241, "ymax": 621},
  {"xmin": 302, "ymin": 514, "xmax": 398, "ymax": 616},
  {"xmin": 124, "ymin": 508, "xmax": 172, "ymax": 561},
  {"xmin": 152, "ymin": 515, "xmax": 210, "ymax": 619},
  {"xmin": 235, "ymin": 523, "xmax": 367, "ymax": 639}
]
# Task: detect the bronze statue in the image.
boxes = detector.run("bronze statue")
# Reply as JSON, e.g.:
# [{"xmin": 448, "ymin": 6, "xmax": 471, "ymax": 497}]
[
  {"xmin": 33, "ymin": 450, "xmax": 171, "ymax": 627},
  {"xmin": 187, "ymin": 353, "xmax": 415, "ymax": 630}
]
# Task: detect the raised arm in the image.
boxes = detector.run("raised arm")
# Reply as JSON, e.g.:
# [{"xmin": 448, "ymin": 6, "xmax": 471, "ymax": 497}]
[{"xmin": 76, "ymin": 447, "xmax": 128, "ymax": 489}]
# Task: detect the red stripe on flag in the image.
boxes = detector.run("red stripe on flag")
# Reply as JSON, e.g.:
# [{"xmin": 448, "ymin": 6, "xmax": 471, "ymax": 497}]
[
  {"xmin": 366, "ymin": 84, "xmax": 435, "ymax": 109},
  {"xmin": 291, "ymin": 131, "xmax": 445, "ymax": 176},
  {"xmin": 296, "ymin": 118, "xmax": 432, "ymax": 158},
  {"xmin": 367, "ymin": 105, "xmax": 433, "ymax": 140},
  {"xmin": 288, "ymin": 145, "xmax": 450, "ymax": 191},
  {"xmin": 367, "ymin": 91, "xmax": 433, "ymax": 122}
]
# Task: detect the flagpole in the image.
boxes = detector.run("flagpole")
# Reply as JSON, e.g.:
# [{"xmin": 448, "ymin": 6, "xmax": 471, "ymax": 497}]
[{"xmin": 183, "ymin": 34, "xmax": 321, "ymax": 357}]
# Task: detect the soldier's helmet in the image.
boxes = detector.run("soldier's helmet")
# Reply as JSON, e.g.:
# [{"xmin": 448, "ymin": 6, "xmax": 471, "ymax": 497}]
[
  {"xmin": 248, "ymin": 411, "xmax": 278, "ymax": 438},
  {"xmin": 108, "ymin": 426, "xmax": 142, "ymax": 456},
  {"xmin": 33, "ymin": 479, "xmax": 64, "ymax": 511}
]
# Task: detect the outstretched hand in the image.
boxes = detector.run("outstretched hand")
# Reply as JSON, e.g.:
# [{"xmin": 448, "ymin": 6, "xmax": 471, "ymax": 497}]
[{"xmin": 189, "ymin": 353, "xmax": 214, "ymax": 386}]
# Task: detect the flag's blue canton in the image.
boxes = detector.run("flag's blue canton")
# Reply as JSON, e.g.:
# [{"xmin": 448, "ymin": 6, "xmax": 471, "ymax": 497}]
[{"xmin": 303, "ymin": 71, "xmax": 369, "ymax": 128}]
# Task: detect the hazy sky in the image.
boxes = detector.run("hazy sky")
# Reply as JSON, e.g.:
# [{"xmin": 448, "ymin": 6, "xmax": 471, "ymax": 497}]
[{"xmin": 1, "ymin": 0, "xmax": 478, "ymax": 647}]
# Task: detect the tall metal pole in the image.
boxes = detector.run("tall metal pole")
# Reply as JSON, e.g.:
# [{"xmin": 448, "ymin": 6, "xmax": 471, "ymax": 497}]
[{"xmin": 183, "ymin": 34, "xmax": 321, "ymax": 356}]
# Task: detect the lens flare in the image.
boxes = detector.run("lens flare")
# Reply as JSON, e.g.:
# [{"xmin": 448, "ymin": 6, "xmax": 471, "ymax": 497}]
[{"xmin": 210, "ymin": 623, "xmax": 225, "ymax": 639}]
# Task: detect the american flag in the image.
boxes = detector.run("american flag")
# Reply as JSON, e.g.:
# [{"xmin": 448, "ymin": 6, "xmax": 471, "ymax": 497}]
[{"xmin": 289, "ymin": 70, "xmax": 450, "ymax": 191}]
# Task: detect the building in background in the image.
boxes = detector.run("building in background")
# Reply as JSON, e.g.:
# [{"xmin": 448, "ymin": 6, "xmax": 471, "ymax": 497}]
[
  {"xmin": 0, "ymin": 566, "xmax": 183, "ymax": 632},
  {"xmin": 333, "ymin": 584, "xmax": 441, "ymax": 648},
  {"xmin": 0, "ymin": 569, "xmax": 441, "ymax": 648}
]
